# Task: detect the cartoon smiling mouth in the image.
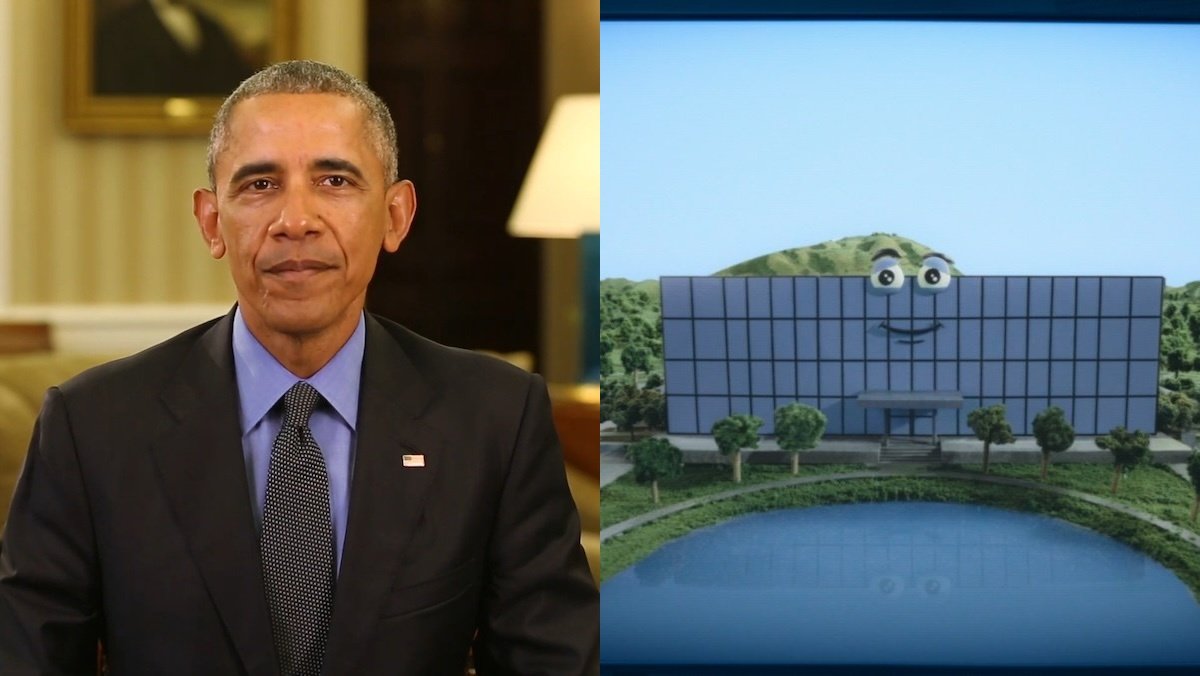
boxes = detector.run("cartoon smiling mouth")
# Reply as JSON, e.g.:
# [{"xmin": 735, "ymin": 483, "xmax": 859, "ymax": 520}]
[{"xmin": 878, "ymin": 321, "xmax": 944, "ymax": 345}]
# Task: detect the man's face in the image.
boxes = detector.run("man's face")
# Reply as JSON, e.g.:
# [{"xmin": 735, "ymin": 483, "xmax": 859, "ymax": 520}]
[{"xmin": 194, "ymin": 93, "xmax": 414, "ymax": 341}]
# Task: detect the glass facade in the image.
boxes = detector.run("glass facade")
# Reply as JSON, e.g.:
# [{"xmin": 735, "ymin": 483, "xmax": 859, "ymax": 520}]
[{"xmin": 661, "ymin": 276, "xmax": 1163, "ymax": 436}]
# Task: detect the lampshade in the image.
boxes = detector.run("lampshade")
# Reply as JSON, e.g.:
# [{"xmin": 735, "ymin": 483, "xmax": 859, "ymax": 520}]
[{"xmin": 508, "ymin": 93, "xmax": 599, "ymax": 238}]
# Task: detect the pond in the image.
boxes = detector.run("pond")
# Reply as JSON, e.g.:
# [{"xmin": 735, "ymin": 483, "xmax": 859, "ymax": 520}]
[{"xmin": 601, "ymin": 502, "xmax": 1200, "ymax": 669}]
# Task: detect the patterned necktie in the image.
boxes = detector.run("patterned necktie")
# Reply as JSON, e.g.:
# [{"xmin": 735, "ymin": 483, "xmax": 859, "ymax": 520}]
[{"xmin": 260, "ymin": 381, "xmax": 335, "ymax": 676}]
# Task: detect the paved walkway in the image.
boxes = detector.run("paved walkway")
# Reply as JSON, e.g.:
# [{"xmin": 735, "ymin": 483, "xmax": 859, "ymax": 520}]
[
  {"xmin": 600, "ymin": 443, "xmax": 633, "ymax": 487},
  {"xmin": 600, "ymin": 467, "xmax": 1200, "ymax": 549}
]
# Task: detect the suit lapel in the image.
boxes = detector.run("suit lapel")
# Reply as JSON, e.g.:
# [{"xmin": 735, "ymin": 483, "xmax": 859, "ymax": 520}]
[
  {"xmin": 323, "ymin": 315, "xmax": 443, "ymax": 674},
  {"xmin": 149, "ymin": 311, "xmax": 279, "ymax": 676}
]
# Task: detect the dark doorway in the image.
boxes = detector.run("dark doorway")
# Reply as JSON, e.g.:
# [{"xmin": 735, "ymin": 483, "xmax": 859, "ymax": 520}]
[{"xmin": 365, "ymin": 0, "xmax": 542, "ymax": 356}]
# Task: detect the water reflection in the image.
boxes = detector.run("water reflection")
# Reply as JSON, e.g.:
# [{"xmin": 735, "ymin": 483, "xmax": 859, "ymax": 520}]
[{"xmin": 602, "ymin": 502, "xmax": 1200, "ymax": 666}]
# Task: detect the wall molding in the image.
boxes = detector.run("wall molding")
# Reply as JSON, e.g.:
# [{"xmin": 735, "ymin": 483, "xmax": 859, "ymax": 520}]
[
  {"xmin": 0, "ymin": 304, "xmax": 232, "ymax": 355},
  {"xmin": 0, "ymin": 0, "xmax": 12, "ymax": 306}
]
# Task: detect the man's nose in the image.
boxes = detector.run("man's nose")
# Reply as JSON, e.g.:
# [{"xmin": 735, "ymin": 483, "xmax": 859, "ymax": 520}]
[{"xmin": 270, "ymin": 188, "xmax": 321, "ymax": 238}]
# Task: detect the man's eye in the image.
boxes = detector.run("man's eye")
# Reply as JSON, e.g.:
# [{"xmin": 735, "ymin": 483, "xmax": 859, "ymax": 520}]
[
  {"xmin": 324, "ymin": 176, "xmax": 348, "ymax": 187},
  {"xmin": 251, "ymin": 179, "xmax": 273, "ymax": 190}
]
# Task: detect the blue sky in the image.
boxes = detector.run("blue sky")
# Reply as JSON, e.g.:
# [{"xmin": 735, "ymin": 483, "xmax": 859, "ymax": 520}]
[{"xmin": 601, "ymin": 20, "xmax": 1200, "ymax": 286}]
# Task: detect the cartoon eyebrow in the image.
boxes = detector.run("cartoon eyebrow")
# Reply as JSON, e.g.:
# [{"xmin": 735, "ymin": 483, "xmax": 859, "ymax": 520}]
[
  {"xmin": 872, "ymin": 248, "xmax": 902, "ymax": 261},
  {"xmin": 923, "ymin": 252, "xmax": 955, "ymax": 264}
]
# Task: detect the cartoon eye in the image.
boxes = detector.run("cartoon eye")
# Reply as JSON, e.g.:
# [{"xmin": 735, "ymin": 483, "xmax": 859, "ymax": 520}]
[
  {"xmin": 917, "ymin": 254, "xmax": 953, "ymax": 293},
  {"xmin": 870, "ymin": 261, "xmax": 905, "ymax": 294}
]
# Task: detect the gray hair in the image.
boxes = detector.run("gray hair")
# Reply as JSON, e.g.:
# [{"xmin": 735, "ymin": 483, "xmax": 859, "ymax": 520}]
[{"xmin": 206, "ymin": 60, "xmax": 398, "ymax": 188}]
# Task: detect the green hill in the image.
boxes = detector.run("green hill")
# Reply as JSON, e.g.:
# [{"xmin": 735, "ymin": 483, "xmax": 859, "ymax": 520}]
[
  {"xmin": 1166, "ymin": 280, "xmax": 1200, "ymax": 301},
  {"xmin": 714, "ymin": 233, "xmax": 964, "ymax": 277}
]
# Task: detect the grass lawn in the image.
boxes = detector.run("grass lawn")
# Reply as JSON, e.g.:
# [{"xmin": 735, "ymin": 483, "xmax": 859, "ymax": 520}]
[
  {"xmin": 600, "ymin": 462, "xmax": 1200, "ymax": 599},
  {"xmin": 600, "ymin": 463, "xmax": 868, "ymax": 529},
  {"xmin": 948, "ymin": 462, "xmax": 1200, "ymax": 534}
]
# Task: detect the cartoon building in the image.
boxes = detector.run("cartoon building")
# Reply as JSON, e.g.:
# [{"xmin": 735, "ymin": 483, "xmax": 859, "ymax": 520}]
[{"xmin": 660, "ymin": 257, "xmax": 1163, "ymax": 438}]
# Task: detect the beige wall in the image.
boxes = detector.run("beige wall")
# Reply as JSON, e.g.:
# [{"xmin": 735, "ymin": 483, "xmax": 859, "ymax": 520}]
[
  {"xmin": 4, "ymin": 0, "xmax": 364, "ymax": 307},
  {"xmin": 1, "ymin": 0, "xmax": 595, "ymax": 376}
]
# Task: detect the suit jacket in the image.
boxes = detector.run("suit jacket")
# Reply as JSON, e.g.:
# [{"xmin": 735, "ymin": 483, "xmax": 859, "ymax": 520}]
[{"xmin": 0, "ymin": 311, "xmax": 598, "ymax": 674}]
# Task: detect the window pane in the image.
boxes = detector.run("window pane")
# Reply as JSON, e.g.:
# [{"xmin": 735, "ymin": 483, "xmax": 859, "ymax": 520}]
[
  {"xmin": 749, "ymin": 320, "xmax": 771, "ymax": 359},
  {"xmin": 819, "ymin": 277, "xmax": 842, "ymax": 318},
  {"xmin": 751, "ymin": 361, "xmax": 773, "ymax": 396},
  {"xmin": 1006, "ymin": 278, "xmax": 1028, "ymax": 317},
  {"xmin": 1075, "ymin": 318, "xmax": 1098, "ymax": 359},
  {"xmin": 748, "ymin": 278, "xmax": 771, "ymax": 317},
  {"xmin": 842, "ymin": 277, "xmax": 865, "ymax": 318},
  {"xmin": 796, "ymin": 320, "xmax": 817, "ymax": 359},
  {"xmin": 1050, "ymin": 318, "xmax": 1074, "ymax": 359},
  {"xmin": 729, "ymin": 361, "xmax": 750, "ymax": 395},
  {"xmin": 667, "ymin": 396, "xmax": 696, "ymax": 434},
  {"xmin": 665, "ymin": 361, "xmax": 694, "ymax": 394},
  {"xmin": 1129, "ymin": 318, "xmax": 1160, "ymax": 359},
  {"xmin": 1028, "ymin": 319, "xmax": 1049, "ymax": 359},
  {"xmin": 724, "ymin": 277, "xmax": 747, "ymax": 317},
  {"xmin": 1028, "ymin": 278, "xmax": 1052, "ymax": 317},
  {"xmin": 773, "ymin": 277, "xmax": 795, "ymax": 317},
  {"xmin": 983, "ymin": 277, "xmax": 1005, "ymax": 316},
  {"xmin": 1097, "ymin": 362, "xmax": 1127, "ymax": 396},
  {"xmin": 1099, "ymin": 319, "xmax": 1129, "ymax": 359},
  {"xmin": 1131, "ymin": 278, "xmax": 1162, "ymax": 316},
  {"xmin": 820, "ymin": 362, "xmax": 843, "ymax": 397},
  {"xmin": 794, "ymin": 278, "xmax": 817, "ymax": 318},
  {"xmin": 697, "ymin": 362, "xmax": 729, "ymax": 395},
  {"xmin": 819, "ymin": 320, "xmax": 842, "ymax": 360},
  {"xmin": 1052, "ymin": 278, "xmax": 1075, "ymax": 317},
  {"xmin": 774, "ymin": 362, "xmax": 796, "ymax": 396},
  {"xmin": 726, "ymin": 320, "xmax": 748, "ymax": 359},
  {"xmin": 663, "ymin": 319, "xmax": 693, "ymax": 359},
  {"xmin": 661, "ymin": 278, "xmax": 691, "ymax": 318},
  {"xmin": 692, "ymin": 277, "xmax": 725, "ymax": 317},
  {"xmin": 694, "ymin": 319, "xmax": 726, "ymax": 359},
  {"xmin": 1077, "ymin": 278, "xmax": 1100, "ymax": 316},
  {"xmin": 1100, "ymin": 277, "xmax": 1131, "ymax": 317},
  {"xmin": 773, "ymin": 320, "xmax": 795, "ymax": 359},
  {"xmin": 698, "ymin": 397, "xmax": 730, "ymax": 434},
  {"xmin": 1027, "ymin": 361, "xmax": 1049, "ymax": 396},
  {"xmin": 1005, "ymin": 320, "xmax": 1027, "ymax": 359}
]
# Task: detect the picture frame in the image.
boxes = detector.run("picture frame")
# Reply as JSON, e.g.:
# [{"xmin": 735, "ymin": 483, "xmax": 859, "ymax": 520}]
[{"xmin": 64, "ymin": 0, "xmax": 297, "ymax": 135}]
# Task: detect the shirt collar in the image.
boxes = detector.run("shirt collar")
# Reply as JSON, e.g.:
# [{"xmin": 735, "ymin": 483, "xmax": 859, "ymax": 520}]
[{"xmin": 232, "ymin": 307, "xmax": 365, "ymax": 432}]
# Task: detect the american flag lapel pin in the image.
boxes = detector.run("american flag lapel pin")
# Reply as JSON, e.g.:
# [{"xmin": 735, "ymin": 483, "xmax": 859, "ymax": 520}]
[{"xmin": 402, "ymin": 453, "xmax": 426, "ymax": 468}]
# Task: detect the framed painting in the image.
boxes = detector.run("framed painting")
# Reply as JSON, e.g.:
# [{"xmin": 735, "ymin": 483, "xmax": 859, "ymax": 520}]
[{"xmin": 64, "ymin": 0, "xmax": 297, "ymax": 135}]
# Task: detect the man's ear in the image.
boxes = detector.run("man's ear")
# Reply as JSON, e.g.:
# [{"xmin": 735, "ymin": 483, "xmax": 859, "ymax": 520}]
[
  {"xmin": 382, "ymin": 180, "xmax": 417, "ymax": 253},
  {"xmin": 193, "ymin": 188, "xmax": 226, "ymax": 259}
]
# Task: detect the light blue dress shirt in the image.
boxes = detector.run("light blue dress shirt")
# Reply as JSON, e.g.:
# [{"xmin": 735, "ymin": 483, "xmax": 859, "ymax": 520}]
[{"xmin": 231, "ymin": 307, "xmax": 363, "ymax": 573}]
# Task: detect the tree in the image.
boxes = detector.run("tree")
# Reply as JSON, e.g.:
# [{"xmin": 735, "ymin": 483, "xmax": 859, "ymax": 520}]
[
  {"xmin": 712, "ymin": 414, "xmax": 763, "ymax": 483},
  {"xmin": 621, "ymin": 344, "xmax": 651, "ymax": 385},
  {"xmin": 1157, "ymin": 390, "xmax": 1200, "ymax": 438},
  {"xmin": 640, "ymin": 389, "xmax": 666, "ymax": 431},
  {"xmin": 774, "ymin": 403, "xmax": 827, "ymax": 475},
  {"xmin": 601, "ymin": 376, "xmax": 643, "ymax": 439},
  {"xmin": 967, "ymin": 404, "xmax": 1015, "ymax": 474},
  {"xmin": 1162, "ymin": 331, "xmax": 1194, "ymax": 379},
  {"xmin": 1095, "ymin": 426, "xmax": 1150, "ymax": 494},
  {"xmin": 627, "ymin": 437, "xmax": 682, "ymax": 504},
  {"xmin": 643, "ymin": 373, "xmax": 664, "ymax": 390},
  {"xmin": 1031, "ymin": 406, "xmax": 1074, "ymax": 480},
  {"xmin": 1188, "ymin": 452, "xmax": 1200, "ymax": 523}
]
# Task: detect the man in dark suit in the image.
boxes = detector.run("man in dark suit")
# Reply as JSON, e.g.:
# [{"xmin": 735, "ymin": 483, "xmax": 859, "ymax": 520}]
[{"xmin": 0, "ymin": 60, "xmax": 598, "ymax": 674}]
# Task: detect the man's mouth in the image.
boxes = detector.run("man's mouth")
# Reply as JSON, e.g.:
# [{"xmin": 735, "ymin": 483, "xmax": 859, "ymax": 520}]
[
  {"xmin": 878, "ymin": 321, "xmax": 943, "ymax": 345},
  {"xmin": 265, "ymin": 259, "xmax": 336, "ymax": 277}
]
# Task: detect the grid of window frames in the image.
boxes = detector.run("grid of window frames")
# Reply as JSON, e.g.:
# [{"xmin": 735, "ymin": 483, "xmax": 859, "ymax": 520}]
[{"xmin": 660, "ymin": 276, "xmax": 1163, "ymax": 437}]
